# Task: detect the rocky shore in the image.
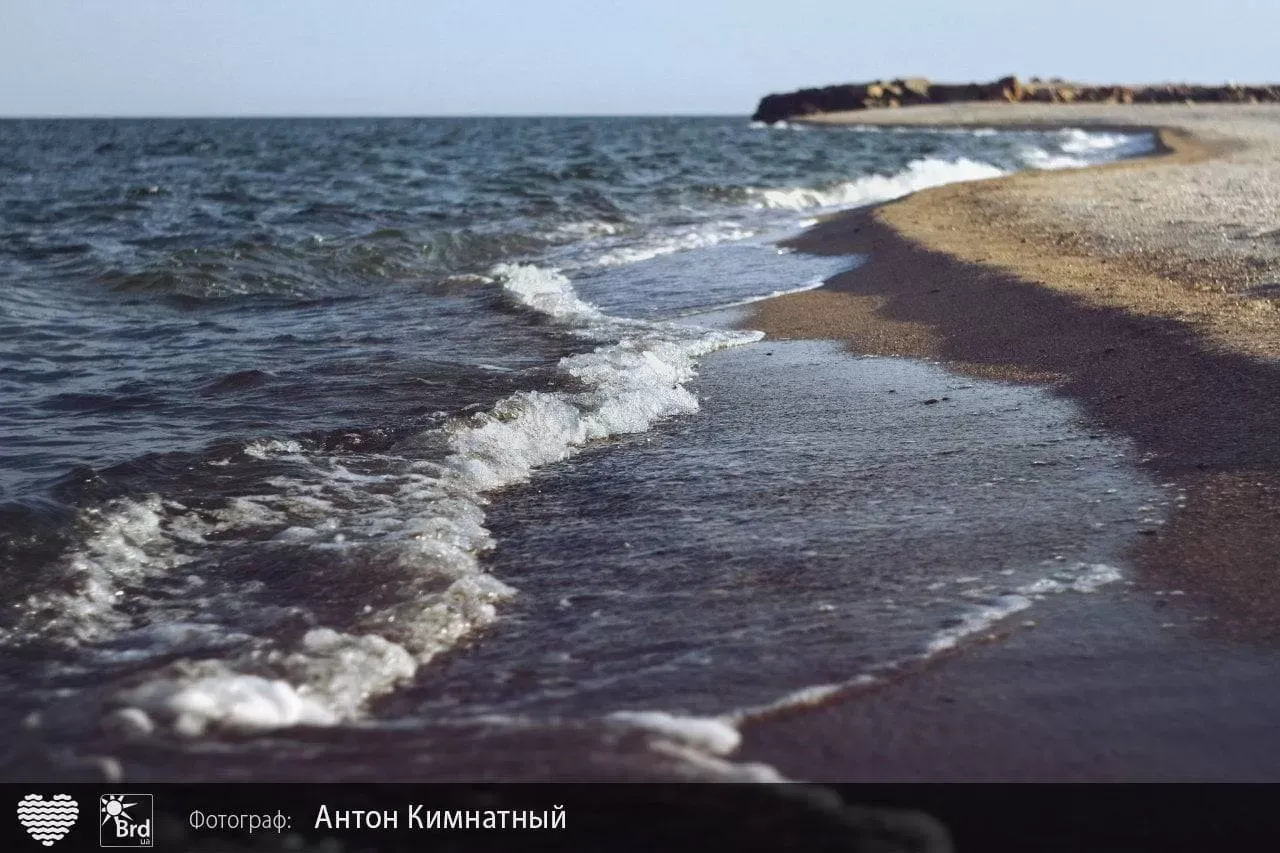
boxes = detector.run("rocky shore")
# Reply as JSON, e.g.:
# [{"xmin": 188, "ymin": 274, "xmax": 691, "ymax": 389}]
[{"xmin": 752, "ymin": 76, "xmax": 1280, "ymax": 124}]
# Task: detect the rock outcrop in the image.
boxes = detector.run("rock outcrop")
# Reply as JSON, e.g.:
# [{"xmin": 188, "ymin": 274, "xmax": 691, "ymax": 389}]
[{"xmin": 751, "ymin": 76, "xmax": 1280, "ymax": 124}]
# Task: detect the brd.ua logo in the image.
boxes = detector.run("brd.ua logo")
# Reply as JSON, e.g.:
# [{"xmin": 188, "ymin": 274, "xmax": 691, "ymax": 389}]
[{"xmin": 99, "ymin": 795, "xmax": 153, "ymax": 848}]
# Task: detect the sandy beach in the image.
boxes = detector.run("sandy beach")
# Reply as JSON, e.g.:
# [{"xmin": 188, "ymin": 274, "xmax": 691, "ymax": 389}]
[{"xmin": 738, "ymin": 104, "xmax": 1280, "ymax": 779}]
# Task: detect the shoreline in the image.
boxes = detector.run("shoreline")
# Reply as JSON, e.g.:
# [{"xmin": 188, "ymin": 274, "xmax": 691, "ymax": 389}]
[
  {"xmin": 736, "ymin": 105, "xmax": 1280, "ymax": 779},
  {"xmin": 795, "ymin": 105, "xmax": 1280, "ymax": 359}
]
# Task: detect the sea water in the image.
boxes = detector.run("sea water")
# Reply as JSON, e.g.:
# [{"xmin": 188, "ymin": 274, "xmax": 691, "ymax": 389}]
[{"xmin": 0, "ymin": 117, "xmax": 1161, "ymax": 778}]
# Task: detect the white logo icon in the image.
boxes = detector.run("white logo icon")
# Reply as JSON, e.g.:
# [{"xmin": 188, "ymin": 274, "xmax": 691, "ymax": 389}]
[
  {"xmin": 16, "ymin": 794, "xmax": 80, "ymax": 847},
  {"xmin": 100, "ymin": 795, "xmax": 154, "ymax": 847}
]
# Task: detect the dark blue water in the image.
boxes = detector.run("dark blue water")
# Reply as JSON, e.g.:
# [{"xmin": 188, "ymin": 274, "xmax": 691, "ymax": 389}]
[{"xmin": 0, "ymin": 117, "xmax": 1159, "ymax": 779}]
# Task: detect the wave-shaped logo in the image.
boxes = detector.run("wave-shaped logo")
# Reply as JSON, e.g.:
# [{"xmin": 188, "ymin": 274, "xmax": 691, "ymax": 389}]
[{"xmin": 16, "ymin": 794, "xmax": 80, "ymax": 847}]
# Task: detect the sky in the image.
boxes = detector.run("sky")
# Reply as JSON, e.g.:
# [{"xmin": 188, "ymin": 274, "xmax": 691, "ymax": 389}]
[{"xmin": 2, "ymin": 0, "xmax": 1278, "ymax": 117}]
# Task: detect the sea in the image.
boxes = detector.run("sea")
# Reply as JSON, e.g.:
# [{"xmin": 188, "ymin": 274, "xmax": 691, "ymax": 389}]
[{"xmin": 0, "ymin": 116, "xmax": 1167, "ymax": 780}]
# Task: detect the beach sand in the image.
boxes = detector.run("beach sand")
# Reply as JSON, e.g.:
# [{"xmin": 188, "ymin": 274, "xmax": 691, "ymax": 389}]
[{"xmin": 737, "ymin": 104, "xmax": 1280, "ymax": 779}]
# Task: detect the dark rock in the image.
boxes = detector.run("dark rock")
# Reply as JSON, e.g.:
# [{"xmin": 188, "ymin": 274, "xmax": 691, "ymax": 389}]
[{"xmin": 750, "ymin": 75, "xmax": 1280, "ymax": 124}]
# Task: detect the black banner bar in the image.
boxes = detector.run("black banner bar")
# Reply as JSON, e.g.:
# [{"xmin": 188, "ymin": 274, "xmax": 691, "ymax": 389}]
[{"xmin": 4, "ymin": 784, "xmax": 1279, "ymax": 852}]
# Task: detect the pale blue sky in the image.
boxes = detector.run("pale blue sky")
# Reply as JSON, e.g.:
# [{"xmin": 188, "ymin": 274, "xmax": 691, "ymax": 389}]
[{"xmin": 2, "ymin": 0, "xmax": 1277, "ymax": 116}]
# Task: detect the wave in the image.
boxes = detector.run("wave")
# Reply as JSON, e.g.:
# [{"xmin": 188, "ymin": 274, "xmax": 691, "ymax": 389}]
[
  {"xmin": 589, "ymin": 222, "xmax": 757, "ymax": 267},
  {"xmin": 5, "ymin": 120, "xmax": 1159, "ymax": 752},
  {"xmin": 924, "ymin": 561, "xmax": 1122, "ymax": 654},
  {"xmin": 740, "ymin": 561, "xmax": 1123, "ymax": 720},
  {"xmin": 1017, "ymin": 130, "xmax": 1156, "ymax": 170},
  {"xmin": 682, "ymin": 274, "xmax": 834, "ymax": 315},
  {"xmin": 97, "ymin": 227, "xmax": 560, "ymax": 303},
  {"xmin": 1056, "ymin": 128, "xmax": 1153, "ymax": 156},
  {"xmin": 744, "ymin": 128, "xmax": 1154, "ymax": 212},
  {"xmin": 8, "ymin": 264, "xmax": 760, "ymax": 738},
  {"xmin": 748, "ymin": 157, "xmax": 1007, "ymax": 211},
  {"xmin": 749, "ymin": 120, "xmax": 807, "ymax": 131},
  {"xmin": 599, "ymin": 561, "xmax": 1126, "ymax": 772}
]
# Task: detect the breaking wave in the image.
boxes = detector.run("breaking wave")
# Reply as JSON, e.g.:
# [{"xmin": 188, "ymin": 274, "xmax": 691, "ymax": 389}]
[
  {"xmin": 745, "ymin": 129, "xmax": 1154, "ymax": 212},
  {"xmin": 0, "ymin": 118, "xmax": 1162, "ymax": 768},
  {"xmin": 7, "ymin": 264, "xmax": 760, "ymax": 737},
  {"xmin": 748, "ymin": 156, "xmax": 1007, "ymax": 211}
]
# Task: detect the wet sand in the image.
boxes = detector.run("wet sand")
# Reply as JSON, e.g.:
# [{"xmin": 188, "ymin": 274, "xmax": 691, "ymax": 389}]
[{"xmin": 737, "ymin": 104, "xmax": 1280, "ymax": 779}]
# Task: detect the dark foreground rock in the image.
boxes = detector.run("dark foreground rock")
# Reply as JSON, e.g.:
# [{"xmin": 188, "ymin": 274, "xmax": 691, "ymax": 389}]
[{"xmin": 752, "ymin": 76, "xmax": 1280, "ymax": 124}]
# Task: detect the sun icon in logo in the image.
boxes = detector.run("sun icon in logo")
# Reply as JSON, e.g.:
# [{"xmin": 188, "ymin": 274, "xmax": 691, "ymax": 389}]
[{"xmin": 100, "ymin": 795, "xmax": 138, "ymax": 827}]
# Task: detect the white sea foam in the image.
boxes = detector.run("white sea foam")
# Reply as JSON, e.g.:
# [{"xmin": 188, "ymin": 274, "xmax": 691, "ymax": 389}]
[
  {"xmin": 748, "ymin": 157, "xmax": 1007, "ymax": 211},
  {"xmin": 2, "ymin": 496, "xmax": 189, "ymax": 644},
  {"xmin": 552, "ymin": 220, "xmax": 624, "ymax": 239},
  {"xmin": 1056, "ymin": 128, "xmax": 1151, "ymax": 156},
  {"xmin": 15, "ymin": 125, "xmax": 1152, "ymax": 745},
  {"xmin": 925, "ymin": 561, "xmax": 1122, "ymax": 654},
  {"xmin": 691, "ymin": 275, "xmax": 832, "ymax": 313},
  {"xmin": 749, "ymin": 129, "xmax": 1154, "ymax": 212},
  {"xmin": 117, "ymin": 629, "xmax": 418, "ymax": 735},
  {"xmin": 607, "ymin": 710, "xmax": 742, "ymax": 755},
  {"xmin": 549, "ymin": 128, "xmax": 1152, "ymax": 287},
  {"xmin": 1018, "ymin": 129, "xmax": 1156, "ymax": 170},
  {"xmin": 732, "ymin": 681, "xmax": 863, "ymax": 721},
  {"xmin": 612, "ymin": 562, "xmax": 1126, "ymax": 773},
  {"xmin": 605, "ymin": 710, "xmax": 792, "ymax": 781},
  {"xmin": 594, "ymin": 560, "xmax": 1126, "ymax": 777},
  {"xmin": 645, "ymin": 739, "xmax": 790, "ymax": 782},
  {"xmin": 17, "ymin": 260, "xmax": 759, "ymax": 737},
  {"xmin": 591, "ymin": 223, "xmax": 757, "ymax": 267},
  {"xmin": 243, "ymin": 439, "xmax": 305, "ymax": 459},
  {"xmin": 716, "ymin": 562, "xmax": 1125, "ymax": 734},
  {"xmin": 493, "ymin": 261, "xmax": 605, "ymax": 324},
  {"xmin": 750, "ymin": 120, "xmax": 806, "ymax": 131}
]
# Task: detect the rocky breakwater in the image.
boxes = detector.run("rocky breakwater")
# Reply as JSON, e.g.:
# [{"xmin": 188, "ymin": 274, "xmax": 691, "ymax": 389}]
[{"xmin": 752, "ymin": 76, "xmax": 1280, "ymax": 124}]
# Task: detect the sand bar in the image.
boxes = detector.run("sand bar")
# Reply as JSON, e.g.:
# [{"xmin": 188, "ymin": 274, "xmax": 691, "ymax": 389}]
[
  {"xmin": 739, "ymin": 104, "xmax": 1280, "ymax": 779},
  {"xmin": 799, "ymin": 103, "xmax": 1280, "ymax": 358}
]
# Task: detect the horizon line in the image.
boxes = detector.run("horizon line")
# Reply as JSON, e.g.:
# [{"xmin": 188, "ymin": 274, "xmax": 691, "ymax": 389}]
[{"xmin": 0, "ymin": 111, "xmax": 751, "ymax": 121}]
